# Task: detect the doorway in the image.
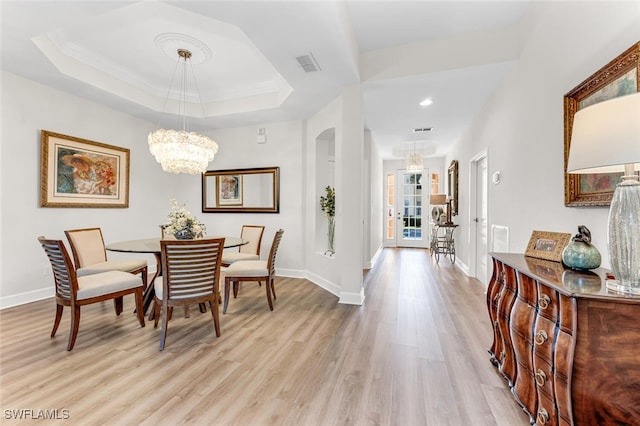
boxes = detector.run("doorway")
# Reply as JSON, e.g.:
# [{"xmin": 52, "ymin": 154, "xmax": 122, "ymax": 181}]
[
  {"xmin": 395, "ymin": 169, "xmax": 429, "ymax": 248},
  {"xmin": 470, "ymin": 153, "xmax": 489, "ymax": 286}
]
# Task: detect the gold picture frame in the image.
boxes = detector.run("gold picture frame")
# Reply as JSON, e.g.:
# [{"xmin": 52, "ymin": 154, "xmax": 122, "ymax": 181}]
[
  {"xmin": 40, "ymin": 130, "xmax": 130, "ymax": 208},
  {"xmin": 564, "ymin": 41, "xmax": 639, "ymax": 207},
  {"xmin": 202, "ymin": 167, "xmax": 280, "ymax": 213},
  {"xmin": 525, "ymin": 230, "xmax": 571, "ymax": 263}
]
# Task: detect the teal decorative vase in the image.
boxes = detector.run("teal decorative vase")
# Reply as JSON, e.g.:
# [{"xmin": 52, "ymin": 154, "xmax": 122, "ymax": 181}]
[
  {"xmin": 562, "ymin": 225, "xmax": 601, "ymax": 270},
  {"xmin": 175, "ymin": 229, "xmax": 195, "ymax": 240}
]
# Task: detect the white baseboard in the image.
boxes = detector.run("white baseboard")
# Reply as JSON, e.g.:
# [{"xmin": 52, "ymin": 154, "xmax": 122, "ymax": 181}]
[
  {"xmin": 454, "ymin": 259, "xmax": 470, "ymax": 276},
  {"xmin": 0, "ymin": 287, "xmax": 53, "ymax": 310},
  {"xmin": 365, "ymin": 245, "xmax": 383, "ymax": 270},
  {"xmin": 303, "ymin": 270, "xmax": 341, "ymax": 297},
  {"xmin": 339, "ymin": 288, "xmax": 365, "ymax": 305}
]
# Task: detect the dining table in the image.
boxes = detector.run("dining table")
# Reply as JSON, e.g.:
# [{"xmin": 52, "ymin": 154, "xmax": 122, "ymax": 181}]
[{"xmin": 106, "ymin": 236, "xmax": 247, "ymax": 315}]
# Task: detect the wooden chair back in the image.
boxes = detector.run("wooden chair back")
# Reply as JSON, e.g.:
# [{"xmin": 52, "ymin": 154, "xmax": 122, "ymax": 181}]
[
  {"xmin": 161, "ymin": 238, "xmax": 225, "ymax": 304},
  {"xmin": 266, "ymin": 229, "xmax": 285, "ymax": 278},
  {"xmin": 38, "ymin": 236, "xmax": 79, "ymax": 302}
]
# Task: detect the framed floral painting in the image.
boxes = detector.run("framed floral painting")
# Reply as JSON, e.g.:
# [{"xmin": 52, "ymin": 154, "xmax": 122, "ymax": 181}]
[
  {"xmin": 40, "ymin": 130, "xmax": 130, "ymax": 208},
  {"xmin": 564, "ymin": 41, "xmax": 639, "ymax": 207}
]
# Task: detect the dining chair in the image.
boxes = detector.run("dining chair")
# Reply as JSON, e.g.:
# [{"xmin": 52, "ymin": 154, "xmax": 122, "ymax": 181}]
[
  {"xmin": 65, "ymin": 227, "xmax": 148, "ymax": 286},
  {"xmin": 38, "ymin": 236, "xmax": 145, "ymax": 351},
  {"xmin": 221, "ymin": 225, "xmax": 265, "ymax": 267},
  {"xmin": 153, "ymin": 238, "xmax": 225, "ymax": 351},
  {"xmin": 223, "ymin": 229, "xmax": 284, "ymax": 314}
]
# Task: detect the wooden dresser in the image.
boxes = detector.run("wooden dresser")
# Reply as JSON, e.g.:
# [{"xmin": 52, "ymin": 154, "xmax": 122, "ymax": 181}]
[{"xmin": 487, "ymin": 253, "xmax": 640, "ymax": 425}]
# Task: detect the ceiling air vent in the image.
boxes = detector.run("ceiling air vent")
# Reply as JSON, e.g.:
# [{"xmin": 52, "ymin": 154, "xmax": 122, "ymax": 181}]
[
  {"xmin": 296, "ymin": 53, "xmax": 321, "ymax": 72},
  {"xmin": 413, "ymin": 127, "xmax": 433, "ymax": 133}
]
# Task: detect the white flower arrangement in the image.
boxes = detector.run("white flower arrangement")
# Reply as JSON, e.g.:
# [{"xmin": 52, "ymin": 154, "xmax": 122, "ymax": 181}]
[{"xmin": 162, "ymin": 198, "xmax": 206, "ymax": 239}]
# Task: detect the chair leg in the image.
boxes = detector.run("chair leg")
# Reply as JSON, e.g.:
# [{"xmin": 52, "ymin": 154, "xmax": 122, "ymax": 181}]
[
  {"xmin": 51, "ymin": 304, "xmax": 63, "ymax": 337},
  {"xmin": 153, "ymin": 300, "xmax": 161, "ymax": 328},
  {"xmin": 135, "ymin": 288, "xmax": 145, "ymax": 328},
  {"xmin": 114, "ymin": 297, "xmax": 124, "ymax": 315},
  {"xmin": 265, "ymin": 277, "xmax": 274, "ymax": 311},
  {"xmin": 159, "ymin": 302, "xmax": 169, "ymax": 351},
  {"xmin": 209, "ymin": 300, "xmax": 221, "ymax": 337},
  {"xmin": 223, "ymin": 278, "xmax": 231, "ymax": 314},
  {"xmin": 233, "ymin": 282, "xmax": 239, "ymax": 298},
  {"xmin": 67, "ymin": 305, "xmax": 81, "ymax": 351},
  {"xmin": 270, "ymin": 277, "xmax": 276, "ymax": 300},
  {"xmin": 199, "ymin": 303, "xmax": 207, "ymax": 313},
  {"xmin": 141, "ymin": 268, "xmax": 148, "ymax": 290}
]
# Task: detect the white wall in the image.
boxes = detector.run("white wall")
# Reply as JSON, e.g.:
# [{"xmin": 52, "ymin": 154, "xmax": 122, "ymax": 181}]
[
  {"xmin": 0, "ymin": 72, "xmax": 307, "ymax": 308},
  {"xmin": 205, "ymin": 121, "xmax": 306, "ymax": 273},
  {"xmin": 0, "ymin": 72, "xmax": 181, "ymax": 307},
  {"xmin": 449, "ymin": 1, "xmax": 640, "ymax": 275}
]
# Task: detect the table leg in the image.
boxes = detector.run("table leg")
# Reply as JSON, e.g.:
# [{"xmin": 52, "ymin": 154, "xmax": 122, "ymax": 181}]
[{"xmin": 144, "ymin": 253, "xmax": 162, "ymax": 319}]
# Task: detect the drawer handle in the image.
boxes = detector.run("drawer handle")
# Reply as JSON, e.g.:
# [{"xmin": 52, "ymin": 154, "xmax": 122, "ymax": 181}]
[
  {"xmin": 500, "ymin": 350, "xmax": 506, "ymax": 361},
  {"xmin": 535, "ymin": 369, "xmax": 546, "ymax": 386},
  {"xmin": 493, "ymin": 294, "xmax": 500, "ymax": 304},
  {"xmin": 535, "ymin": 330, "xmax": 548, "ymax": 346},
  {"xmin": 537, "ymin": 408, "xmax": 549, "ymax": 424},
  {"xmin": 499, "ymin": 271, "xmax": 506, "ymax": 284},
  {"xmin": 539, "ymin": 294, "xmax": 551, "ymax": 310}
]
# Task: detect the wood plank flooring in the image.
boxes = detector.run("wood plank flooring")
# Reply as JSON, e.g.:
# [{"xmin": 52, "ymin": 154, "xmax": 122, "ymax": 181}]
[{"xmin": 0, "ymin": 248, "xmax": 529, "ymax": 425}]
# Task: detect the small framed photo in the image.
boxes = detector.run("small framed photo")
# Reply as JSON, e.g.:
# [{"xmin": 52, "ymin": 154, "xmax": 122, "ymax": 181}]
[
  {"xmin": 40, "ymin": 130, "xmax": 130, "ymax": 208},
  {"xmin": 217, "ymin": 174, "xmax": 243, "ymax": 206},
  {"xmin": 525, "ymin": 230, "xmax": 572, "ymax": 262}
]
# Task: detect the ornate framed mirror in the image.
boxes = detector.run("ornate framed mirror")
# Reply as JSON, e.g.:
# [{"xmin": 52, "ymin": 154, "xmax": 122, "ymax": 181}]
[
  {"xmin": 202, "ymin": 166, "xmax": 280, "ymax": 213},
  {"xmin": 447, "ymin": 160, "xmax": 459, "ymax": 216}
]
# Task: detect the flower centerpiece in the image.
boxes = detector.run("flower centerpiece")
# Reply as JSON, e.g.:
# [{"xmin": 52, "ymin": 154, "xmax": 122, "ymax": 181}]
[
  {"xmin": 162, "ymin": 198, "xmax": 206, "ymax": 240},
  {"xmin": 320, "ymin": 186, "xmax": 336, "ymax": 255}
]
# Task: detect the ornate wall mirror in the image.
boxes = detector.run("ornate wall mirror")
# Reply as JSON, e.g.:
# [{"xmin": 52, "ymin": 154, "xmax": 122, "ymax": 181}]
[
  {"xmin": 447, "ymin": 160, "xmax": 459, "ymax": 216},
  {"xmin": 202, "ymin": 166, "xmax": 280, "ymax": 213}
]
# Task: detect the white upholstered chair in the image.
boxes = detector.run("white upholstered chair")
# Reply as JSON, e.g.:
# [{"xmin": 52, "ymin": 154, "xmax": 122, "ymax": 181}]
[
  {"xmin": 223, "ymin": 229, "xmax": 284, "ymax": 314},
  {"xmin": 38, "ymin": 236, "xmax": 145, "ymax": 351},
  {"xmin": 221, "ymin": 225, "xmax": 265, "ymax": 267},
  {"xmin": 65, "ymin": 227, "xmax": 148, "ymax": 286}
]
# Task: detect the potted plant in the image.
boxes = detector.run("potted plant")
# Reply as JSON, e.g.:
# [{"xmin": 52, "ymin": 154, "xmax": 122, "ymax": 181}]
[
  {"xmin": 320, "ymin": 186, "xmax": 335, "ymax": 255},
  {"xmin": 162, "ymin": 198, "xmax": 206, "ymax": 239}
]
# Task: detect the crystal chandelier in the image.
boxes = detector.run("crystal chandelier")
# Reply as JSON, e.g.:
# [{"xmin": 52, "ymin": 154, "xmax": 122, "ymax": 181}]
[
  {"xmin": 148, "ymin": 49, "xmax": 218, "ymax": 175},
  {"xmin": 406, "ymin": 140, "xmax": 423, "ymax": 172}
]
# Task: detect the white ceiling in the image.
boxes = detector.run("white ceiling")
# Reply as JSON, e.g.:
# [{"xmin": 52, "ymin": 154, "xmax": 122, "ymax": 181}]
[{"xmin": 0, "ymin": 0, "xmax": 531, "ymax": 159}]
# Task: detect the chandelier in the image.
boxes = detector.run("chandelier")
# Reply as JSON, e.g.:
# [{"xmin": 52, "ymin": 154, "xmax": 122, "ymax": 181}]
[
  {"xmin": 406, "ymin": 140, "xmax": 423, "ymax": 172},
  {"xmin": 148, "ymin": 49, "xmax": 218, "ymax": 175}
]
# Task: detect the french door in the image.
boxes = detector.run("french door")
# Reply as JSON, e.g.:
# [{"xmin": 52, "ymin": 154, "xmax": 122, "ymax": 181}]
[{"xmin": 395, "ymin": 169, "xmax": 429, "ymax": 248}]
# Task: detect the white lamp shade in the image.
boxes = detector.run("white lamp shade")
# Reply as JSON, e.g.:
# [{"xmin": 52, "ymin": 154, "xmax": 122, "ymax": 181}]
[{"xmin": 567, "ymin": 92, "xmax": 640, "ymax": 174}]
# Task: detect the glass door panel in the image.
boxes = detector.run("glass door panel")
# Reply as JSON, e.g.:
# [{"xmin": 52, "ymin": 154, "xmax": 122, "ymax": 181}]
[{"xmin": 396, "ymin": 170, "xmax": 428, "ymax": 248}]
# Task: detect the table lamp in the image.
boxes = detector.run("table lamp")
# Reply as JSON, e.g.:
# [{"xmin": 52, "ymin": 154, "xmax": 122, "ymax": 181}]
[
  {"xmin": 429, "ymin": 194, "xmax": 451, "ymax": 224},
  {"xmin": 567, "ymin": 92, "xmax": 640, "ymax": 294}
]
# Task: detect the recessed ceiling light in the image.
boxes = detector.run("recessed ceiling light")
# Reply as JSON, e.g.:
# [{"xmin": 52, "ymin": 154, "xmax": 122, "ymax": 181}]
[{"xmin": 419, "ymin": 97, "xmax": 433, "ymax": 107}]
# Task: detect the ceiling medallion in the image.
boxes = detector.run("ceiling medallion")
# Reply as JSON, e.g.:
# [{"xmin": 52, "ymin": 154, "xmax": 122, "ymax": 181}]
[{"xmin": 154, "ymin": 33, "xmax": 213, "ymax": 65}]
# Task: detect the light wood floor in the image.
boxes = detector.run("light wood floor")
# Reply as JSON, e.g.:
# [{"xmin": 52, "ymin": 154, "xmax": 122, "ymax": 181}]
[{"xmin": 0, "ymin": 248, "xmax": 528, "ymax": 425}]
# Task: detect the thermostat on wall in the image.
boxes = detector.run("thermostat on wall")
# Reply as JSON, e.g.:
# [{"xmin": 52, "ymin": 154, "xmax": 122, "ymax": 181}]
[{"xmin": 492, "ymin": 171, "xmax": 502, "ymax": 185}]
